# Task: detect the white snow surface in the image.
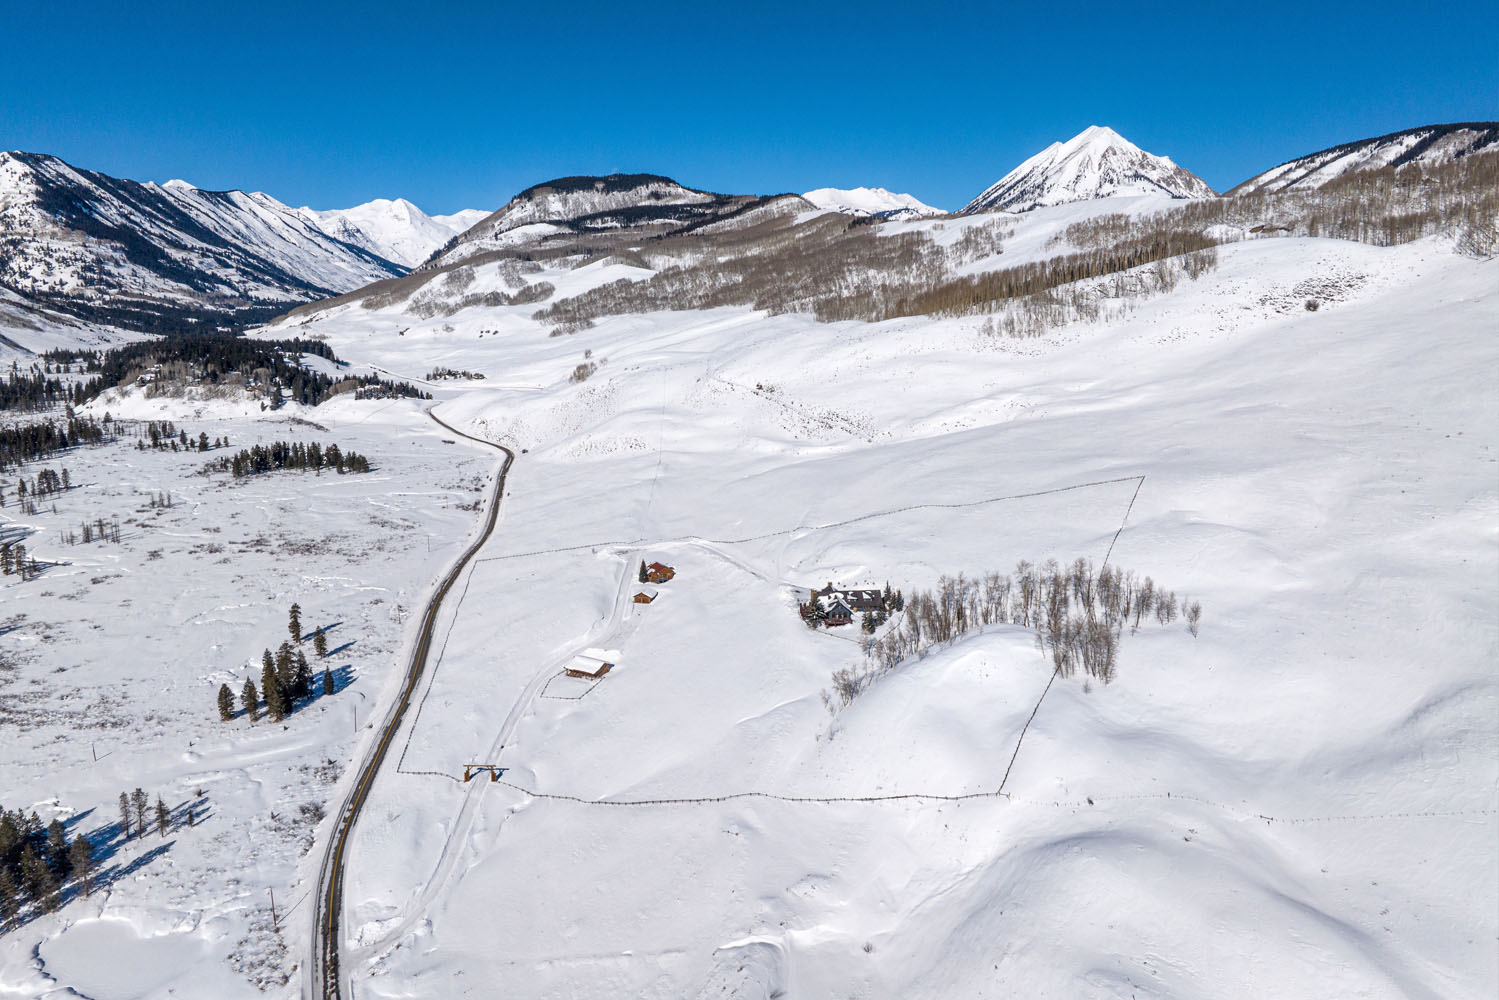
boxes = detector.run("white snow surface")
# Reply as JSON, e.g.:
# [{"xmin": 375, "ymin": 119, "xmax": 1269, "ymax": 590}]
[
  {"xmin": 965, "ymin": 125, "xmax": 1217, "ymax": 214},
  {"xmin": 2, "ymin": 197, "xmax": 1495, "ymax": 998},
  {"xmin": 300, "ymin": 199, "xmax": 490, "ymax": 268},
  {"xmin": 801, "ymin": 186, "xmax": 945, "ymax": 220}
]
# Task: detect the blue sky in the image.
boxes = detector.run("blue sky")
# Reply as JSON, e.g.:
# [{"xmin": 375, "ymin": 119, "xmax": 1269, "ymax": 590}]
[{"xmin": 3, "ymin": 0, "xmax": 1495, "ymax": 213}]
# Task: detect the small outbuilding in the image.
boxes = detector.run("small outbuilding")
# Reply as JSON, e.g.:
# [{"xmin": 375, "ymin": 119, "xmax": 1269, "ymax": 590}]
[
  {"xmin": 564, "ymin": 655, "xmax": 614, "ymax": 679},
  {"xmin": 633, "ymin": 587, "xmax": 658, "ymax": 604}
]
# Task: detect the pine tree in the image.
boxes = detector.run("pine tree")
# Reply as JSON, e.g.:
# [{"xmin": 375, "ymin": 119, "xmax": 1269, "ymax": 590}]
[
  {"xmin": 294, "ymin": 649, "xmax": 311, "ymax": 699},
  {"xmin": 289, "ymin": 602, "xmax": 302, "ymax": 644},
  {"xmin": 68, "ymin": 836, "xmax": 93, "ymax": 898},
  {"xmin": 119, "ymin": 791, "xmax": 131, "ymax": 839},
  {"xmin": 262, "ymin": 659, "xmax": 285, "ymax": 721},
  {"xmin": 19, "ymin": 844, "xmax": 55, "ymax": 910},
  {"xmin": 155, "ymin": 797, "xmax": 169, "ymax": 837},
  {"xmin": 243, "ymin": 678, "xmax": 259, "ymax": 722},
  {"xmin": 217, "ymin": 683, "xmax": 235, "ymax": 721},
  {"xmin": 322, "ymin": 667, "xmax": 334, "ymax": 696},
  {"xmin": 131, "ymin": 788, "xmax": 148, "ymax": 839},
  {"xmin": 313, "ymin": 626, "xmax": 328, "ymax": 658},
  {"xmin": 638, "ymin": 560, "xmax": 648, "ymax": 584},
  {"xmin": 275, "ymin": 642, "xmax": 295, "ymax": 705},
  {"xmin": 45, "ymin": 819, "xmax": 69, "ymax": 879},
  {"xmin": 0, "ymin": 868, "xmax": 17, "ymax": 929}
]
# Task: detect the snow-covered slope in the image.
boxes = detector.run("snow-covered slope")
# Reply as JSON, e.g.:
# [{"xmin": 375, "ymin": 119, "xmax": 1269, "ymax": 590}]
[
  {"xmin": 965, "ymin": 125, "xmax": 1216, "ymax": 214},
  {"xmin": 0, "ymin": 151, "xmax": 405, "ymax": 332},
  {"xmin": 435, "ymin": 174, "xmax": 764, "ymax": 266},
  {"xmin": 1229, "ymin": 121, "xmax": 1499, "ymax": 195},
  {"xmin": 802, "ymin": 186, "xmax": 944, "ymax": 220},
  {"xmin": 300, "ymin": 198, "xmax": 490, "ymax": 268}
]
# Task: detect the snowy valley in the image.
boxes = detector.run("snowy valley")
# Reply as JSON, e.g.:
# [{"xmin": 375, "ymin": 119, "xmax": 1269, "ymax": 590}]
[{"xmin": 0, "ymin": 122, "xmax": 1495, "ymax": 1000}]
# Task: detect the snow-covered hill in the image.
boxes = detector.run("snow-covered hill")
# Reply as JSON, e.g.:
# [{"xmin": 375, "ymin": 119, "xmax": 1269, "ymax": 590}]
[
  {"xmin": 1229, "ymin": 121, "xmax": 1499, "ymax": 195},
  {"xmin": 964, "ymin": 125, "xmax": 1216, "ymax": 214},
  {"xmin": 300, "ymin": 199, "xmax": 489, "ymax": 268},
  {"xmin": 802, "ymin": 186, "xmax": 944, "ymax": 220},
  {"xmin": 435, "ymin": 174, "xmax": 768, "ymax": 266},
  {"xmin": 0, "ymin": 151, "xmax": 406, "ymax": 332}
]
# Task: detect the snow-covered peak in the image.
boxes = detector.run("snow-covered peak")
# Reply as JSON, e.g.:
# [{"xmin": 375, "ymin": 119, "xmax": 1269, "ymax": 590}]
[
  {"xmin": 964, "ymin": 125, "xmax": 1216, "ymax": 214},
  {"xmin": 432, "ymin": 208, "xmax": 488, "ymax": 232},
  {"xmin": 161, "ymin": 178, "xmax": 197, "ymax": 191},
  {"xmin": 802, "ymin": 186, "xmax": 944, "ymax": 220},
  {"xmin": 303, "ymin": 197, "xmax": 491, "ymax": 268}
]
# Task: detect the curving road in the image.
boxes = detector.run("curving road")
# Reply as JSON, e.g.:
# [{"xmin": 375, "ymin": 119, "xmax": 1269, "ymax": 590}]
[{"xmin": 308, "ymin": 408, "xmax": 513, "ymax": 999}]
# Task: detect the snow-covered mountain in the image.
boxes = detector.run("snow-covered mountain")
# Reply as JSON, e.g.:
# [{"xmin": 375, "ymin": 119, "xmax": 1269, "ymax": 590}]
[
  {"xmin": 802, "ymin": 186, "xmax": 944, "ymax": 220},
  {"xmin": 0, "ymin": 151, "xmax": 406, "ymax": 332},
  {"xmin": 964, "ymin": 125, "xmax": 1216, "ymax": 214},
  {"xmin": 436, "ymin": 173, "xmax": 764, "ymax": 266},
  {"xmin": 1228, "ymin": 121, "xmax": 1499, "ymax": 195},
  {"xmin": 300, "ymin": 199, "xmax": 489, "ymax": 268}
]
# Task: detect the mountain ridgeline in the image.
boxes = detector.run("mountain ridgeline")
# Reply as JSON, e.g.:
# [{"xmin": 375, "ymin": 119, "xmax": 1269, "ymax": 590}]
[{"xmin": 3, "ymin": 122, "xmax": 1496, "ymax": 342}]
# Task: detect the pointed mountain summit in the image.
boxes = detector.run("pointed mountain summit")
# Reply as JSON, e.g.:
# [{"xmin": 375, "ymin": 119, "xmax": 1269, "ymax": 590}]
[{"xmin": 964, "ymin": 125, "xmax": 1216, "ymax": 214}]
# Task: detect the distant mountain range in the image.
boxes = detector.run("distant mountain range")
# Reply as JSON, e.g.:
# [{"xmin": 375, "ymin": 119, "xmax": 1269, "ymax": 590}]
[
  {"xmin": 1, "ymin": 121, "xmax": 1492, "ymax": 338},
  {"xmin": 0, "ymin": 151, "xmax": 485, "ymax": 334}
]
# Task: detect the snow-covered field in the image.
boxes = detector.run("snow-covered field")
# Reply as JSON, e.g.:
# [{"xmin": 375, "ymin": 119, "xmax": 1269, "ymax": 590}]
[
  {"xmin": 1, "ymin": 195, "xmax": 1495, "ymax": 998},
  {"xmin": 0, "ymin": 396, "xmax": 500, "ymax": 997}
]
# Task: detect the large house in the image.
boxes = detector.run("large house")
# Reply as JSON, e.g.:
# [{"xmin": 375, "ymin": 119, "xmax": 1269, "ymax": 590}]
[
  {"xmin": 645, "ymin": 561, "xmax": 676, "ymax": 584},
  {"xmin": 812, "ymin": 583, "xmax": 884, "ymax": 613}
]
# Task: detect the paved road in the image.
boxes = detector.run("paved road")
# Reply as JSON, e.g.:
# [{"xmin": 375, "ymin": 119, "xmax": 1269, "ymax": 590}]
[{"xmin": 308, "ymin": 409, "xmax": 513, "ymax": 999}]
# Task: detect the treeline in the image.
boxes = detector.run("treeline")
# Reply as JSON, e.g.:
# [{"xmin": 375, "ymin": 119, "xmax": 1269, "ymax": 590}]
[
  {"xmin": 203, "ymin": 440, "xmax": 371, "ymax": 478},
  {"xmin": 0, "ymin": 804, "xmax": 96, "ymax": 923},
  {"xmin": 0, "ymin": 416, "xmax": 113, "ymax": 471},
  {"xmin": 0, "ymin": 362, "xmax": 87, "ymax": 412},
  {"xmin": 829, "ymin": 559, "xmax": 1201, "ymax": 708},
  {"xmin": 47, "ymin": 333, "xmax": 429, "ymax": 408},
  {"xmin": 881, "ymin": 228, "xmax": 1220, "ymax": 320}
]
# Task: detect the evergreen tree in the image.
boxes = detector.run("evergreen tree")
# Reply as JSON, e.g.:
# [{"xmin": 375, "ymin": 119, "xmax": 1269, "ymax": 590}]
[
  {"xmin": 45, "ymin": 819, "xmax": 68, "ymax": 879},
  {"xmin": 289, "ymin": 603, "xmax": 302, "ymax": 644},
  {"xmin": 155, "ymin": 797, "xmax": 169, "ymax": 837},
  {"xmin": 242, "ymin": 678, "xmax": 259, "ymax": 722},
  {"xmin": 313, "ymin": 626, "xmax": 328, "ymax": 658},
  {"xmin": 118, "ymin": 791, "xmax": 131, "ymax": 839},
  {"xmin": 638, "ymin": 560, "xmax": 648, "ymax": 583},
  {"xmin": 217, "ymin": 683, "xmax": 235, "ymax": 721},
  {"xmin": 68, "ymin": 835, "xmax": 93, "ymax": 898},
  {"xmin": 0, "ymin": 868, "xmax": 17, "ymax": 929},
  {"xmin": 322, "ymin": 666, "xmax": 334, "ymax": 696},
  {"xmin": 18, "ymin": 844, "xmax": 54, "ymax": 910},
  {"xmin": 275, "ymin": 642, "xmax": 295, "ymax": 703},
  {"xmin": 131, "ymin": 788, "xmax": 148, "ymax": 839},
  {"xmin": 294, "ymin": 649, "xmax": 311, "ymax": 699},
  {"xmin": 261, "ymin": 659, "xmax": 285, "ymax": 721}
]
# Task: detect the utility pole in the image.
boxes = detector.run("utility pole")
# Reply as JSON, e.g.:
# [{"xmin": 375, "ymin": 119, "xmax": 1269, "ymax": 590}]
[{"xmin": 269, "ymin": 888, "xmax": 279, "ymax": 932}]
